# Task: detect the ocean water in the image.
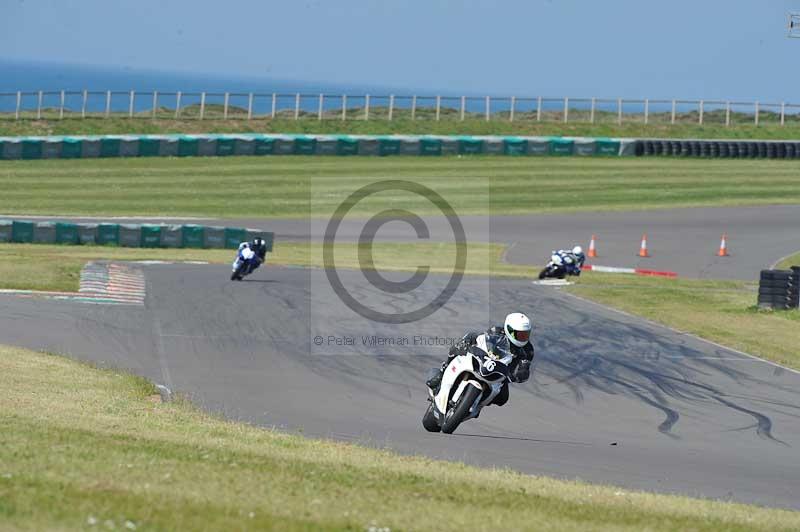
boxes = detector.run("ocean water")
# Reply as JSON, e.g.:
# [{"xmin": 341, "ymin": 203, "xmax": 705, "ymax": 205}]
[{"xmin": 0, "ymin": 60, "xmax": 610, "ymax": 117}]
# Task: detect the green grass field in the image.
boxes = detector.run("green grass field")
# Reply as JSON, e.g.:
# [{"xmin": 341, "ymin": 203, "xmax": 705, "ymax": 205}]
[
  {"xmin": 2, "ymin": 344, "xmax": 798, "ymax": 531},
  {"xmin": 2, "ymin": 156, "xmax": 800, "ymax": 218},
  {"xmin": 5, "ymin": 116, "xmax": 800, "ymax": 140}
]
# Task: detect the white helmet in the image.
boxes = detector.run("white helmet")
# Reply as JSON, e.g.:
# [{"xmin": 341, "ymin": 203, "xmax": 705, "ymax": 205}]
[
  {"xmin": 572, "ymin": 245, "xmax": 583, "ymax": 256},
  {"xmin": 504, "ymin": 312, "xmax": 532, "ymax": 347}
]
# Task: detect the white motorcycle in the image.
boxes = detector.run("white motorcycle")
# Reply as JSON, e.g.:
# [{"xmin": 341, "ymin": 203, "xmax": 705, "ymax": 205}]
[{"xmin": 422, "ymin": 335, "xmax": 513, "ymax": 434}]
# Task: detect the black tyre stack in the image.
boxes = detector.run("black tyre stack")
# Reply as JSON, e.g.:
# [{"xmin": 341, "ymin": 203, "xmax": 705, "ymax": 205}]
[{"xmin": 758, "ymin": 268, "xmax": 800, "ymax": 310}]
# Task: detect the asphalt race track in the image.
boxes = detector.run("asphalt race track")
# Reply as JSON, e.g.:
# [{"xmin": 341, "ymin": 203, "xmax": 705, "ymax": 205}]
[
  {"xmin": 2, "ymin": 264, "xmax": 799, "ymax": 509},
  {"xmin": 14, "ymin": 204, "xmax": 800, "ymax": 279}
]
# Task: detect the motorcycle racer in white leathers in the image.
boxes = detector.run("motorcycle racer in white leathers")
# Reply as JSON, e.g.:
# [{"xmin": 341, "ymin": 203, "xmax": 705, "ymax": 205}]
[{"xmin": 425, "ymin": 312, "xmax": 534, "ymax": 406}]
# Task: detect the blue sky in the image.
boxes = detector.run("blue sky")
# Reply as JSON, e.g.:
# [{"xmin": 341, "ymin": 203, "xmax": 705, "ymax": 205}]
[{"xmin": 3, "ymin": 0, "xmax": 800, "ymax": 100}]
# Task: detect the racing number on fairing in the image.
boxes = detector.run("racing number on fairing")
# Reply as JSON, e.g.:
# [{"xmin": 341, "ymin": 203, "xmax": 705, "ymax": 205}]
[{"xmin": 483, "ymin": 359, "xmax": 496, "ymax": 372}]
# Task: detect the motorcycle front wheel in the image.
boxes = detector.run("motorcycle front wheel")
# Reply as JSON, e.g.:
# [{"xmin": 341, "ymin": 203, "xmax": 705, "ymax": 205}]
[
  {"xmin": 422, "ymin": 402, "xmax": 441, "ymax": 433},
  {"xmin": 441, "ymin": 385, "xmax": 481, "ymax": 434}
]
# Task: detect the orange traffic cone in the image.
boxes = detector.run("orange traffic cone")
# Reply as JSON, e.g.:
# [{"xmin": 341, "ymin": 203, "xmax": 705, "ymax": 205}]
[
  {"xmin": 638, "ymin": 233, "xmax": 649, "ymax": 257},
  {"xmin": 588, "ymin": 235, "xmax": 598, "ymax": 258},
  {"xmin": 717, "ymin": 233, "xmax": 729, "ymax": 257}
]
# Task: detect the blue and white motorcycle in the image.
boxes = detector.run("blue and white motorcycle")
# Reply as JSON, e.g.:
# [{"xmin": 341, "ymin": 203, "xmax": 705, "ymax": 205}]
[
  {"xmin": 422, "ymin": 334, "xmax": 513, "ymax": 434},
  {"xmin": 230, "ymin": 245, "xmax": 260, "ymax": 281}
]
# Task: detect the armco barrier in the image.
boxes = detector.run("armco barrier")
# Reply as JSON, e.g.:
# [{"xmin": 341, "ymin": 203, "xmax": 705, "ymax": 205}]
[
  {"xmin": 0, "ymin": 134, "xmax": 635, "ymax": 160},
  {"xmin": 0, "ymin": 219, "xmax": 274, "ymax": 251}
]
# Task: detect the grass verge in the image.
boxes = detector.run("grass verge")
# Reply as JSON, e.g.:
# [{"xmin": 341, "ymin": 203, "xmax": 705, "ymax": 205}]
[
  {"xmin": 2, "ymin": 157, "xmax": 800, "ymax": 218},
  {"xmin": 2, "ymin": 343, "xmax": 799, "ymax": 531},
  {"xmin": 565, "ymin": 273, "xmax": 800, "ymax": 370},
  {"xmin": 5, "ymin": 116, "xmax": 800, "ymax": 140},
  {"xmin": 776, "ymin": 251, "xmax": 800, "ymax": 270}
]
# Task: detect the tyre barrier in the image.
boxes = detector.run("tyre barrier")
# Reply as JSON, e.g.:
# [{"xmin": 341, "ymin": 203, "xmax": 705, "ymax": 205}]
[
  {"xmin": 632, "ymin": 139, "xmax": 800, "ymax": 159},
  {"xmin": 0, "ymin": 219, "xmax": 274, "ymax": 251},
  {"xmin": 0, "ymin": 134, "xmax": 635, "ymax": 159},
  {"xmin": 758, "ymin": 267, "xmax": 800, "ymax": 310}
]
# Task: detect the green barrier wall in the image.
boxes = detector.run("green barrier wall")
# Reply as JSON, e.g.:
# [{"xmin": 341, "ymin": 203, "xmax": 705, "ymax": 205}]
[
  {"xmin": 138, "ymin": 138, "xmax": 161, "ymax": 157},
  {"xmin": 0, "ymin": 220, "xmax": 12, "ymax": 242},
  {"xmin": 420, "ymin": 138, "xmax": 442, "ymax": 155},
  {"xmin": 12, "ymin": 221, "xmax": 34, "ymax": 242},
  {"xmin": 458, "ymin": 138, "xmax": 483, "ymax": 155},
  {"xmin": 61, "ymin": 138, "xmax": 82, "ymax": 159},
  {"xmin": 504, "ymin": 138, "xmax": 526, "ymax": 155},
  {"xmin": 100, "ymin": 138, "xmax": 121, "ymax": 157},
  {"xmin": 253, "ymin": 136, "xmax": 274, "ymax": 155},
  {"xmin": 2, "ymin": 219, "xmax": 274, "ymax": 257},
  {"xmin": 56, "ymin": 222, "xmax": 80, "ymax": 244},
  {"xmin": 337, "ymin": 137, "xmax": 359, "ymax": 155},
  {"xmin": 0, "ymin": 134, "xmax": 634, "ymax": 159},
  {"xmin": 140, "ymin": 225, "xmax": 162, "ymax": 247},
  {"xmin": 182, "ymin": 225, "xmax": 205, "ymax": 248},
  {"xmin": 97, "ymin": 223, "xmax": 120, "ymax": 245},
  {"xmin": 225, "ymin": 227, "xmax": 247, "ymax": 248},
  {"xmin": 21, "ymin": 139, "xmax": 42, "ymax": 159},
  {"xmin": 294, "ymin": 136, "xmax": 317, "ymax": 155},
  {"xmin": 178, "ymin": 137, "xmax": 199, "ymax": 157},
  {"xmin": 216, "ymin": 137, "xmax": 236, "ymax": 156},
  {"xmin": 550, "ymin": 138, "xmax": 574, "ymax": 156}
]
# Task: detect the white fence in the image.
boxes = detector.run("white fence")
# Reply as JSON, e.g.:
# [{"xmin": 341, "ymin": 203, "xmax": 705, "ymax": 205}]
[{"xmin": 1, "ymin": 90, "xmax": 799, "ymax": 126}]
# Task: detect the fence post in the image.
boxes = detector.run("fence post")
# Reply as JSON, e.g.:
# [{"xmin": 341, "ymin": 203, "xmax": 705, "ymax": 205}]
[
  {"xmin": 293, "ymin": 93, "xmax": 300, "ymax": 120},
  {"xmin": 460, "ymin": 96, "xmax": 465, "ymax": 121},
  {"xmin": 15, "ymin": 91, "xmax": 20, "ymax": 120},
  {"xmin": 59, "ymin": 90, "xmax": 65, "ymax": 119},
  {"xmin": 271, "ymin": 93, "xmax": 276, "ymax": 119},
  {"xmin": 37, "ymin": 90, "xmax": 43, "ymax": 119},
  {"xmin": 725, "ymin": 101, "xmax": 730, "ymax": 127},
  {"xmin": 563, "ymin": 97, "xmax": 569, "ymax": 123},
  {"xmin": 341, "ymin": 94, "xmax": 347, "ymax": 121},
  {"xmin": 510, "ymin": 96, "xmax": 515, "ymax": 122},
  {"xmin": 590, "ymin": 97, "xmax": 596, "ymax": 124},
  {"xmin": 435, "ymin": 95, "xmax": 441, "ymax": 121},
  {"xmin": 222, "ymin": 92, "xmax": 229, "ymax": 119},
  {"xmin": 365, "ymin": 94, "xmax": 370, "ymax": 120},
  {"xmin": 152, "ymin": 91, "xmax": 158, "ymax": 119},
  {"xmin": 781, "ymin": 102, "xmax": 786, "ymax": 126},
  {"xmin": 129, "ymin": 90, "xmax": 135, "ymax": 119},
  {"xmin": 318, "ymin": 94, "xmax": 324, "ymax": 120},
  {"xmin": 411, "ymin": 95, "xmax": 417, "ymax": 120},
  {"xmin": 671, "ymin": 99, "xmax": 676, "ymax": 124},
  {"xmin": 175, "ymin": 91, "xmax": 182, "ymax": 119},
  {"xmin": 644, "ymin": 98, "xmax": 649, "ymax": 125},
  {"xmin": 388, "ymin": 94, "xmax": 394, "ymax": 121},
  {"xmin": 485, "ymin": 96, "xmax": 490, "ymax": 121},
  {"xmin": 199, "ymin": 92, "xmax": 205, "ymax": 120},
  {"xmin": 536, "ymin": 96, "xmax": 542, "ymax": 122},
  {"xmin": 699, "ymin": 100, "xmax": 704, "ymax": 124},
  {"xmin": 247, "ymin": 92, "xmax": 253, "ymax": 120},
  {"xmin": 81, "ymin": 89, "xmax": 88, "ymax": 118},
  {"xmin": 617, "ymin": 98, "xmax": 622, "ymax": 125},
  {"xmin": 755, "ymin": 101, "xmax": 759, "ymax": 126},
  {"xmin": 106, "ymin": 90, "xmax": 112, "ymax": 118}
]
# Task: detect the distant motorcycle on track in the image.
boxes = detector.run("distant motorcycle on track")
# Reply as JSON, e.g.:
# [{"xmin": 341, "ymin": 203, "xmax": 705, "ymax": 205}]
[{"xmin": 230, "ymin": 238, "xmax": 268, "ymax": 281}]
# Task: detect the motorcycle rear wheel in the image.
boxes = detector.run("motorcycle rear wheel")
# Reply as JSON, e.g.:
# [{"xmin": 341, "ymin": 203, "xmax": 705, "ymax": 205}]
[{"xmin": 441, "ymin": 385, "xmax": 481, "ymax": 434}]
